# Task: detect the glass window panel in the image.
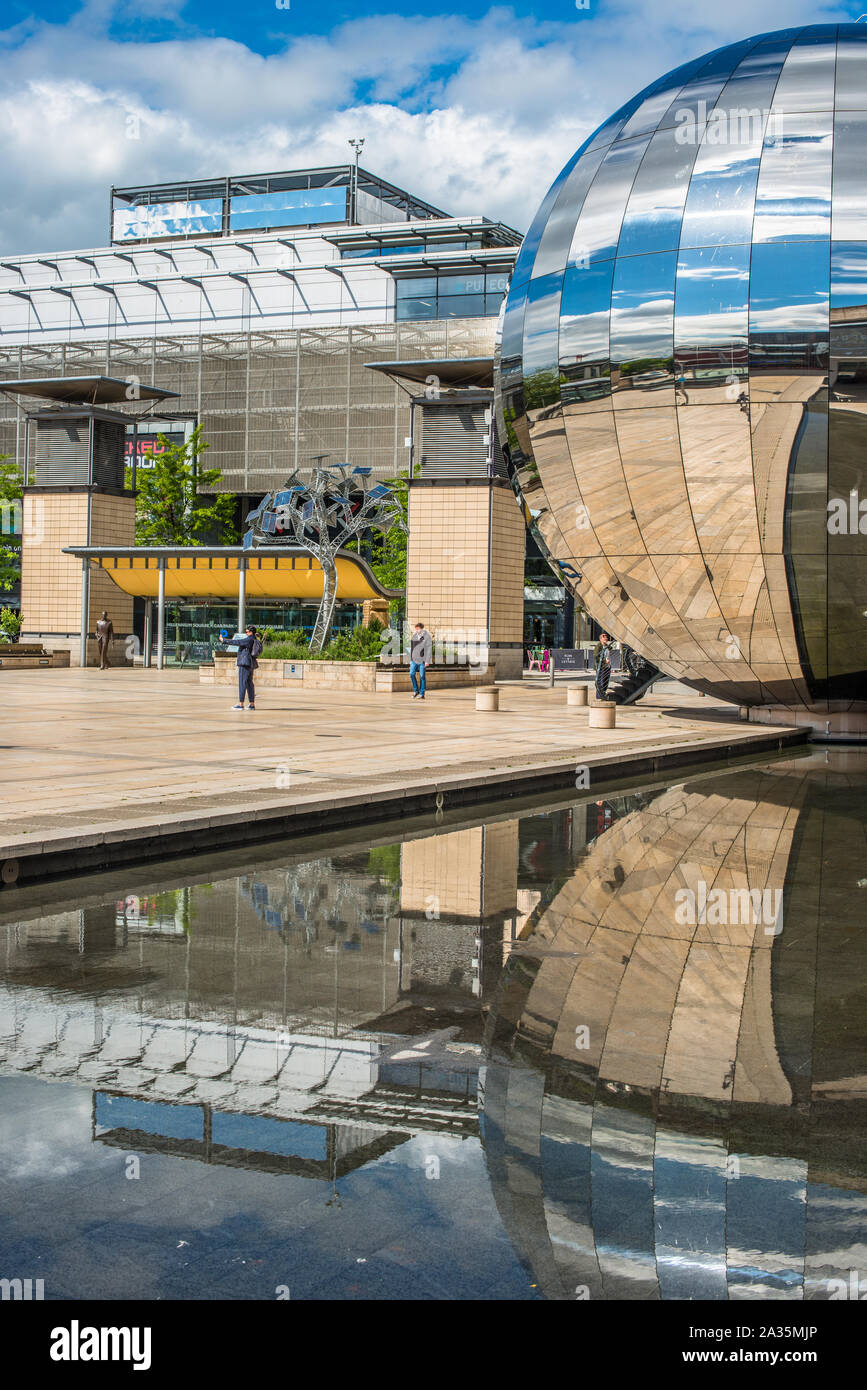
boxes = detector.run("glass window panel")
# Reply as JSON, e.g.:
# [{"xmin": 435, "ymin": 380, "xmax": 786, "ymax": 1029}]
[
  {"xmin": 436, "ymin": 271, "xmax": 487, "ymax": 296},
  {"xmin": 610, "ymin": 250, "xmax": 676, "ymax": 368},
  {"xmin": 230, "ymin": 187, "xmax": 347, "ymax": 229},
  {"xmin": 485, "ymin": 292, "xmax": 507, "ymax": 316},
  {"xmin": 749, "ymin": 241, "xmax": 830, "ymax": 385},
  {"xmin": 436, "ymin": 294, "xmax": 487, "ymax": 318},
  {"xmin": 617, "ymin": 125, "xmax": 701, "ymax": 257},
  {"xmin": 769, "ymin": 27, "xmax": 838, "ymax": 112},
  {"xmin": 486, "ymin": 271, "xmax": 512, "ymax": 294},
  {"xmin": 114, "ymin": 198, "xmax": 223, "ymax": 240},
  {"xmin": 395, "ymin": 297, "xmax": 436, "ymax": 321},
  {"xmin": 831, "ymin": 111, "xmax": 867, "ymax": 243},
  {"xmin": 342, "ymin": 242, "xmax": 426, "ymax": 259},
  {"xmin": 752, "ymin": 111, "xmax": 833, "ymax": 243},
  {"xmin": 560, "ymin": 259, "xmax": 614, "ymax": 369},
  {"xmin": 396, "ymin": 277, "xmax": 437, "ymax": 298},
  {"xmin": 675, "ymin": 244, "xmax": 750, "ymax": 391},
  {"xmin": 567, "ymin": 137, "xmax": 650, "ymax": 267},
  {"xmin": 522, "ymin": 271, "xmax": 564, "ymax": 381},
  {"xmin": 835, "ymin": 26, "xmax": 867, "ymax": 108},
  {"xmin": 532, "ymin": 145, "xmax": 607, "ymax": 279}
]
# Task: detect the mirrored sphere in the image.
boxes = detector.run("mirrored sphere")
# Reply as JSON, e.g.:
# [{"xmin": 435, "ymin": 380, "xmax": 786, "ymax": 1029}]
[{"xmin": 494, "ymin": 23, "xmax": 867, "ymax": 730}]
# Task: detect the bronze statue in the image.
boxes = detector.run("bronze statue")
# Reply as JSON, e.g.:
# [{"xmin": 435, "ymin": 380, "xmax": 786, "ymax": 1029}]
[{"xmin": 96, "ymin": 611, "xmax": 114, "ymax": 670}]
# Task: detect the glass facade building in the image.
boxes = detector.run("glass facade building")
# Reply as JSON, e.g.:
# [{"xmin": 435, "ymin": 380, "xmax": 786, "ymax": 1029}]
[{"xmin": 495, "ymin": 24, "xmax": 867, "ymax": 727}]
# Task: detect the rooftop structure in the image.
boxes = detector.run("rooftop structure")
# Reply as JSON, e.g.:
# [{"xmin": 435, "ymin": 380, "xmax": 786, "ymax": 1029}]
[{"xmin": 110, "ymin": 165, "xmax": 450, "ymax": 245}]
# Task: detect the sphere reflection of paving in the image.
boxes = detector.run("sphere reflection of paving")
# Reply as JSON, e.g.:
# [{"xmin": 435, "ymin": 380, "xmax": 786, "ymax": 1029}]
[
  {"xmin": 494, "ymin": 25, "xmax": 867, "ymax": 734},
  {"xmin": 480, "ymin": 752, "xmax": 867, "ymax": 1299}
]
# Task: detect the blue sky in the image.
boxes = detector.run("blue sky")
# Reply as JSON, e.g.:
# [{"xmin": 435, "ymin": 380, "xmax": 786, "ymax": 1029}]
[{"xmin": 0, "ymin": 0, "xmax": 859, "ymax": 255}]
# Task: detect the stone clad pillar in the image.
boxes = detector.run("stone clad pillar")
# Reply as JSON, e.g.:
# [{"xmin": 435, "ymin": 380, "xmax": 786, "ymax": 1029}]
[
  {"xmin": 405, "ymin": 479, "xmax": 525, "ymax": 679},
  {"xmin": 20, "ymin": 488, "xmax": 135, "ymax": 667}
]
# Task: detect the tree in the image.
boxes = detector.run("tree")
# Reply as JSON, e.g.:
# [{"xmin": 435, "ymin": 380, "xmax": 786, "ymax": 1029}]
[
  {"xmin": 0, "ymin": 457, "xmax": 23, "ymax": 594},
  {"xmin": 361, "ymin": 466, "xmax": 414, "ymax": 617},
  {"xmin": 246, "ymin": 464, "xmax": 406, "ymax": 650},
  {"xmin": 127, "ymin": 427, "xmax": 237, "ymax": 546}
]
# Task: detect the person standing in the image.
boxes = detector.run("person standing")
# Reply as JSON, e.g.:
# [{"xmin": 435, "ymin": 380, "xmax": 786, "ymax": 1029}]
[
  {"xmin": 594, "ymin": 632, "xmax": 614, "ymax": 701},
  {"xmin": 96, "ymin": 611, "xmax": 114, "ymax": 670},
  {"xmin": 220, "ymin": 625, "xmax": 262, "ymax": 709},
  {"xmin": 409, "ymin": 622, "xmax": 432, "ymax": 700}
]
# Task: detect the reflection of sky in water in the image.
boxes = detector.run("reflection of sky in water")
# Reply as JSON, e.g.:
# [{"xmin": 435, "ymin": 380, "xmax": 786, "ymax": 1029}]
[{"xmin": 2, "ymin": 760, "xmax": 865, "ymax": 1300}]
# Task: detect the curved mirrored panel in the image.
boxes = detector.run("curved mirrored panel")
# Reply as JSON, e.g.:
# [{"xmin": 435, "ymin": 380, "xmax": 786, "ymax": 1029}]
[
  {"xmin": 494, "ymin": 24, "xmax": 867, "ymax": 724},
  {"xmin": 567, "ymin": 137, "xmax": 650, "ymax": 267},
  {"xmin": 752, "ymin": 111, "xmax": 833, "ymax": 243}
]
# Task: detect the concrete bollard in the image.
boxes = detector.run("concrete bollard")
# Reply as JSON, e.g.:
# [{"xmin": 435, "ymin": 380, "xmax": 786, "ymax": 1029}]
[
  {"xmin": 476, "ymin": 686, "xmax": 500, "ymax": 711},
  {"xmin": 589, "ymin": 700, "xmax": 616, "ymax": 729},
  {"xmin": 567, "ymin": 685, "xmax": 589, "ymax": 707}
]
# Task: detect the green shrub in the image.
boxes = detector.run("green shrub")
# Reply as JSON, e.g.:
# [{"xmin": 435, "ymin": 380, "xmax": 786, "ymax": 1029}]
[
  {"xmin": 0, "ymin": 607, "xmax": 21, "ymax": 642},
  {"xmin": 261, "ymin": 622, "xmax": 386, "ymax": 663}
]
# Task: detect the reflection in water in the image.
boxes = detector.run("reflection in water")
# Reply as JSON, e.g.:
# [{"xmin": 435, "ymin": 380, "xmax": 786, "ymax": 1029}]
[
  {"xmin": 0, "ymin": 753, "xmax": 864, "ymax": 1298},
  {"xmin": 481, "ymin": 750, "xmax": 867, "ymax": 1300}
]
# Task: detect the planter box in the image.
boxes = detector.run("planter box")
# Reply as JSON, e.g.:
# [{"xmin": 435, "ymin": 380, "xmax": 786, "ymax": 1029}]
[
  {"xmin": 375, "ymin": 665, "xmax": 490, "ymax": 693},
  {"xmin": 206, "ymin": 654, "xmax": 490, "ymax": 693},
  {"xmin": 0, "ymin": 649, "xmax": 71, "ymax": 670}
]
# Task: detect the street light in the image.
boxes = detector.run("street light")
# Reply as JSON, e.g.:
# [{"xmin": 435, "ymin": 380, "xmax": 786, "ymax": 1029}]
[{"xmin": 348, "ymin": 138, "xmax": 365, "ymax": 223}]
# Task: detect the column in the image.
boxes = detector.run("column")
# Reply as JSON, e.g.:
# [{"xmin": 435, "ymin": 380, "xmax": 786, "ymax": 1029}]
[
  {"xmin": 143, "ymin": 599, "xmax": 153, "ymax": 669},
  {"xmin": 79, "ymin": 557, "xmax": 90, "ymax": 669},
  {"xmin": 156, "ymin": 561, "xmax": 166, "ymax": 671},
  {"xmin": 237, "ymin": 558, "xmax": 247, "ymax": 634}
]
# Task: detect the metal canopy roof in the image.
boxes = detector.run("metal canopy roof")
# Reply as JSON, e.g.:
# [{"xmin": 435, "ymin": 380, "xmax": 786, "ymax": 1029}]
[
  {"xmin": 366, "ymin": 358, "xmax": 494, "ymax": 388},
  {"xmin": 62, "ymin": 545, "xmax": 401, "ymax": 603},
  {"xmin": 0, "ymin": 376, "xmax": 180, "ymax": 406},
  {"xmin": 325, "ymin": 218, "xmax": 522, "ymax": 249}
]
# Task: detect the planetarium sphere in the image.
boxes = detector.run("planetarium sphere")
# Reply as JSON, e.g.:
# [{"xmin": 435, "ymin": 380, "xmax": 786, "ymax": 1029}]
[{"xmin": 494, "ymin": 24, "xmax": 867, "ymax": 733}]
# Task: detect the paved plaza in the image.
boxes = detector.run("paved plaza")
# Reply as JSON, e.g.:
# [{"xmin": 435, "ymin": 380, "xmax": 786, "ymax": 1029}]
[{"xmin": 0, "ymin": 667, "xmax": 804, "ymax": 878}]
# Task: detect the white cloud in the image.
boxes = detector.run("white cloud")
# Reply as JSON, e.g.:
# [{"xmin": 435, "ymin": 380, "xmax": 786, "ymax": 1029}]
[{"xmin": 0, "ymin": 1, "xmax": 854, "ymax": 255}]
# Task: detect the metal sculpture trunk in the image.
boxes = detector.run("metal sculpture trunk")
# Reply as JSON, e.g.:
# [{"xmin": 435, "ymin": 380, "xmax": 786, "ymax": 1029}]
[{"xmin": 243, "ymin": 463, "xmax": 405, "ymax": 652}]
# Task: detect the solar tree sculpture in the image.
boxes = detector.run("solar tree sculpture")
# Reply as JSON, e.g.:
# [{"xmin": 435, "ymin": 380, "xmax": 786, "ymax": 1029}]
[{"xmin": 244, "ymin": 463, "xmax": 406, "ymax": 651}]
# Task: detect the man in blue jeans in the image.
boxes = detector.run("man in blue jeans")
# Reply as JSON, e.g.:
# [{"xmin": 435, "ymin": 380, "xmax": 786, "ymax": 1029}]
[
  {"xmin": 409, "ymin": 622, "xmax": 432, "ymax": 700},
  {"xmin": 220, "ymin": 625, "xmax": 261, "ymax": 709}
]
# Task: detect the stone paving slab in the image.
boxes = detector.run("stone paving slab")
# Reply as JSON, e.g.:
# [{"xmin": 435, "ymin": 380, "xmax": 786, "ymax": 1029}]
[{"xmin": 0, "ymin": 667, "xmax": 806, "ymax": 880}]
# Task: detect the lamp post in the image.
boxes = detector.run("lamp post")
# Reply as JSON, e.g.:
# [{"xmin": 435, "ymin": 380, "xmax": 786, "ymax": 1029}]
[{"xmin": 348, "ymin": 138, "xmax": 365, "ymax": 224}]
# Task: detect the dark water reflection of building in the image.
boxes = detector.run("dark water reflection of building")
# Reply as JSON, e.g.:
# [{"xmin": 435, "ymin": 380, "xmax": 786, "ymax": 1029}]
[
  {"xmin": 481, "ymin": 750, "xmax": 867, "ymax": 1300},
  {"xmin": 2, "ymin": 755, "xmax": 863, "ymax": 1297},
  {"xmin": 0, "ymin": 823, "xmax": 547, "ymax": 1179}
]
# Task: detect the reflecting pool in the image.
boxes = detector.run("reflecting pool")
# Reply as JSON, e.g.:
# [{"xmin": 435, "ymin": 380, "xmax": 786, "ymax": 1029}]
[{"xmin": 1, "ymin": 750, "xmax": 864, "ymax": 1300}]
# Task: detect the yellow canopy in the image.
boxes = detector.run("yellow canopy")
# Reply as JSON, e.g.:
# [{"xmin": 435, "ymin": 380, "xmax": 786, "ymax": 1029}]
[{"xmin": 63, "ymin": 546, "xmax": 400, "ymax": 603}]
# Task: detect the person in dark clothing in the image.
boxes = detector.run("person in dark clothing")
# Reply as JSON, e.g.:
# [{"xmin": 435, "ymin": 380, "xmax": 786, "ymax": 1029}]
[
  {"xmin": 220, "ymin": 625, "xmax": 261, "ymax": 709},
  {"xmin": 593, "ymin": 632, "xmax": 614, "ymax": 701}
]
